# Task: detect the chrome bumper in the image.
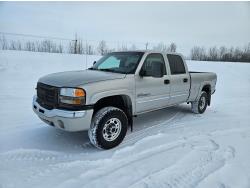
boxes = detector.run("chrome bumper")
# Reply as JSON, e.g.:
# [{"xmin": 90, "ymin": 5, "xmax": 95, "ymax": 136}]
[
  {"xmin": 33, "ymin": 96, "xmax": 86, "ymax": 118},
  {"xmin": 32, "ymin": 95, "xmax": 93, "ymax": 131}
]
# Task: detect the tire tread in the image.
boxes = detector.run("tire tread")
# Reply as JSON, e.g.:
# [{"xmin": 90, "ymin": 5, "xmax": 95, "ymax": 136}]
[
  {"xmin": 191, "ymin": 91, "xmax": 208, "ymax": 114},
  {"xmin": 88, "ymin": 107, "xmax": 127, "ymax": 149}
]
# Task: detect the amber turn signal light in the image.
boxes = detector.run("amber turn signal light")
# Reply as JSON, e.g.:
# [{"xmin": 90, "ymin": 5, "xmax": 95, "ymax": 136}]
[{"xmin": 74, "ymin": 89, "xmax": 85, "ymax": 97}]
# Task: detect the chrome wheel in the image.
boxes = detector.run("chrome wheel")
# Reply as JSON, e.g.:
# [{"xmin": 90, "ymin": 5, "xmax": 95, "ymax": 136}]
[
  {"xmin": 199, "ymin": 96, "xmax": 206, "ymax": 110},
  {"xmin": 102, "ymin": 118, "xmax": 122, "ymax": 142}
]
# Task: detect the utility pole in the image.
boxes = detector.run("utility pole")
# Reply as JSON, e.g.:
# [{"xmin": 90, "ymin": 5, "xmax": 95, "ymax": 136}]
[
  {"xmin": 74, "ymin": 39, "xmax": 77, "ymax": 54},
  {"xmin": 74, "ymin": 33, "xmax": 78, "ymax": 54}
]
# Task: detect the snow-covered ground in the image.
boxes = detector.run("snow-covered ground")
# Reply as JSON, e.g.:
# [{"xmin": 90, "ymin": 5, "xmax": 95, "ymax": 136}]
[{"xmin": 0, "ymin": 50, "xmax": 250, "ymax": 188}]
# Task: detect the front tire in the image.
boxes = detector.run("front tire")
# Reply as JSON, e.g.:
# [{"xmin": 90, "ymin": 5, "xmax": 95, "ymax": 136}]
[
  {"xmin": 191, "ymin": 91, "xmax": 208, "ymax": 114},
  {"xmin": 88, "ymin": 107, "xmax": 128, "ymax": 149}
]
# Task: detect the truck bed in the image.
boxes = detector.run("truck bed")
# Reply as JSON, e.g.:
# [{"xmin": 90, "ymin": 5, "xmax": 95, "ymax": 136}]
[{"xmin": 188, "ymin": 71, "xmax": 217, "ymax": 102}]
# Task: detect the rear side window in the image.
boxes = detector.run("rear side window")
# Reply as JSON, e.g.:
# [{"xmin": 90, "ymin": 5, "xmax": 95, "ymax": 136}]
[
  {"xmin": 167, "ymin": 54, "xmax": 186, "ymax": 74},
  {"xmin": 141, "ymin": 53, "xmax": 166, "ymax": 76}
]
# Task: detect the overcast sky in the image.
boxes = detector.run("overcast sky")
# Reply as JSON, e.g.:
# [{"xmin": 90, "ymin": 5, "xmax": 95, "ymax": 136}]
[{"xmin": 0, "ymin": 1, "xmax": 249, "ymax": 55}]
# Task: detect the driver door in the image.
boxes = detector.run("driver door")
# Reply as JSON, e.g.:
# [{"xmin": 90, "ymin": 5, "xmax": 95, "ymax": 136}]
[{"xmin": 135, "ymin": 53, "xmax": 171, "ymax": 113}]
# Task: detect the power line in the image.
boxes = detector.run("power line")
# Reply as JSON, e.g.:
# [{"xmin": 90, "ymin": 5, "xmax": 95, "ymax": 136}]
[{"xmin": 0, "ymin": 32, "xmax": 74, "ymax": 41}]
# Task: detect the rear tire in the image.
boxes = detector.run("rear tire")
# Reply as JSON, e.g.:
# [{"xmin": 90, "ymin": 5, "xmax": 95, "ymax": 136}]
[
  {"xmin": 88, "ymin": 107, "xmax": 128, "ymax": 149},
  {"xmin": 191, "ymin": 91, "xmax": 208, "ymax": 114}
]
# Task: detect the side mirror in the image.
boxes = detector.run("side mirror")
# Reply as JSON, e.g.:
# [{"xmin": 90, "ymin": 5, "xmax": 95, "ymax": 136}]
[
  {"xmin": 93, "ymin": 61, "xmax": 97, "ymax": 65},
  {"xmin": 151, "ymin": 61, "xmax": 164, "ymax": 78},
  {"xmin": 139, "ymin": 69, "xmax": 146, "ymax": 77}
]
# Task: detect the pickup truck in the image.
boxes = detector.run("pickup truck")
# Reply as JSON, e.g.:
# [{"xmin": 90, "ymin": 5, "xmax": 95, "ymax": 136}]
[{"xmin": 33, "ymin": 51, "xmax": 217, "ymax": 149}]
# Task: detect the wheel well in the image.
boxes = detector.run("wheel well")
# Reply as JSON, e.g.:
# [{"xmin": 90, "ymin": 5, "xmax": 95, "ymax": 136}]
[
  {"xmin": 202, "ymin": 85, "xmax": 211, "ymax": 105},
  {"xmin": 93, "ymin": 95, "xmax": 133, "ymax": 130}
]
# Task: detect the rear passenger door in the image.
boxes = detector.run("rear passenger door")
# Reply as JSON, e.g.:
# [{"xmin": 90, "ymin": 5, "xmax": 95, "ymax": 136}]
[{"xmin": 167, "ymin": 54, "xmax": 190, "ymax": 105}]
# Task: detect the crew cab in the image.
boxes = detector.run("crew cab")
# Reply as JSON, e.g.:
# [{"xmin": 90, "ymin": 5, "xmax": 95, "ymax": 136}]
[{"xmin": 33, "ymin": 51, "xmax": 217, "ymax": 149}]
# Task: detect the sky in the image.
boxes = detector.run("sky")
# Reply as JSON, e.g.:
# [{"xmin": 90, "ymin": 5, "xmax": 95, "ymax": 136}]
[{"xmin": 0, "ymin": 1, "xmax": 249, "ymax": 55}]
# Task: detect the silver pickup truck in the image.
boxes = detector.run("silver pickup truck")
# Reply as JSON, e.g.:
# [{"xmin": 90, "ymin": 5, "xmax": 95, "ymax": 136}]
[{"xmin": 33, "ymin": 51, "xmax": 217, "ymax": 149}]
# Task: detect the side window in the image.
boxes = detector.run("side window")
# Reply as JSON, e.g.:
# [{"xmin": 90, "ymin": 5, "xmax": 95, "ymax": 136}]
[
  {"xmin": 167, "ymin": 54, "xmax": 186, "ymax": 74},
  {"xmin": 141, "ymin": 53, "xmax": 166, "ymax": 77}
]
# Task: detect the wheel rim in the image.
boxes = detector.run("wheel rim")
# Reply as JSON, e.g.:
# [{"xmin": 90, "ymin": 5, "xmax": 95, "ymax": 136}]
[
  {"xmin": 102, "ymin": 118, "xmax": 122, "ymax": 142},
  {"xmin": 199, "ymin": 96, "xmax": 206, "ymax": 110}
]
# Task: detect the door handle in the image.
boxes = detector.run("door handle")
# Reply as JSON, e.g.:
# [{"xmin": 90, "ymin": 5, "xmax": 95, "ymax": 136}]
[
  {"xmin": 164, "ymin": 79, "xmax": 170, "ymax": 84},
  {"xmin": 183, "ymin": 78, "xmax": 188, "ymax": 83}
]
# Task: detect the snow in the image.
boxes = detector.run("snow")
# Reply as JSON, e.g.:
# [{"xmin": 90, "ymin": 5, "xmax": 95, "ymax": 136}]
[{"xmin": 0, "ymin": 50, "xmax": 250, "ymax": 188}]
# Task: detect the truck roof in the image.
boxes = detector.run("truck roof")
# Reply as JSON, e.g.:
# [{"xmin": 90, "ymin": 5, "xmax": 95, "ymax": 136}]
[{"xmin": 112, "ymin": 50, "xmax": 182, "ymax": 56}]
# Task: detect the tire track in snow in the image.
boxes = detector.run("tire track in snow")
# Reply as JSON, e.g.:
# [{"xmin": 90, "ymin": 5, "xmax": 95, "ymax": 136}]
[
  {"xmin": 6, "ymin": 134, "xmax": 187, "ymax": 188},
  {"xmin": 129, "ymin": 140, "xmax": 235, "ymax": 188},
  {"xmin": 121, "ymin": 111, "xmax": 183, "ymax": 146},
  {"xmin": 123, "ymin": 104, "xmax": 206, "ymax": 147},
  {"xmin": 0, "ymin": 112, "xmax": 182, "ymax": 171},
  {"xmin": 55, "ymin": 135, "xmax": 189, "ymax": 188},
  {"xmin": 0, "ymin": 114, "xmax": 187, "ymax": 188},
  {"xmin": 128, "ymin": 142, "xmax": 235, "ymax": 188},
  {"xmin": 1, "ymin": 127, "xmax": 239, "ymax": 188},
  {"xmin": 0, "ymin": 149, "xmax": 75, "ymax": 163},
  {"xmin": 1, "ymin": 114, "xmax": 245, "ymax": 188},
  {"xmin": 55, "ymin": 136, "xmax": 222, "ymax": 188}
]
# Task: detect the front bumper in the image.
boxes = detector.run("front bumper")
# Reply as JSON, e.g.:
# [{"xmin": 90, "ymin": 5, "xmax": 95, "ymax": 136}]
[{"xmin": 32, "ymin": 95, "xmax": 93, "ymax": 132}]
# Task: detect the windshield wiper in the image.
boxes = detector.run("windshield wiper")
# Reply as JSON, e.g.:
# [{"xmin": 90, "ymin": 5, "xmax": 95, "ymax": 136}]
[
  {"xmin": 98, "ymin": 68, "xmax": 116, "ymax": 72},
  {"xmin": 88, "ymin": 67, "xmax": 97, "ymax": 70},
  {"xmin": 88, "ymin": 67, "xmax": 113, "ymax": 72},
  {"xmin": 99, "ymin": 69, "xmax": 126, "ymax": 74}
]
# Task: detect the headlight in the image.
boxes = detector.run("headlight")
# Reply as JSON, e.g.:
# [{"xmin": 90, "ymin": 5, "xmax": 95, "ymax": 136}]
[{"xmin": 59, "ymin": 88, "xmax": 86, "ymax": 105}]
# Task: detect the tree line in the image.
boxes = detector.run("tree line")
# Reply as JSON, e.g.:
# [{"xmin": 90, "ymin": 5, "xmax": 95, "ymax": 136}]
[
  {"xmin": 1, "ymin": 35, "xmax": 249, "ymax": 62},
  {"xmin": 0, "ymin": 36, "xmax": 65, "ymax": 54},
  {"xmin": 190, "ymin": 44, "xmax": 250, "ymax": 62},
  {"xmin": 0, "ymin": 35, "xmax": 177, "ymax": 55}
]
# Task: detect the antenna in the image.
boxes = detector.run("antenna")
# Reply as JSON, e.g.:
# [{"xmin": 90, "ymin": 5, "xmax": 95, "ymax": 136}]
[{"xmin": 145, "ymin": 42, "xmax": 149, "ymax": 50}]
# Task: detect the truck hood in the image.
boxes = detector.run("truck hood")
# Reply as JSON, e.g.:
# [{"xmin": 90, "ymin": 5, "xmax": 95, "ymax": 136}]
[{"xmin": 38, "ymin": 70, "xmax": 126, "ymax": 87}]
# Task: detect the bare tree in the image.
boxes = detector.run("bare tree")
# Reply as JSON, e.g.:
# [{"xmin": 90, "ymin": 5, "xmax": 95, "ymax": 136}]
[
  {"xmin": 16, "ymin": 40, "xmax": 22, "ymax": 51},
  {"xmin": 168, "ymin": 42, "xmax": 177, "ymax": 52},
  {"xmin": 0, "ymin": 36, "xmax": 8, "ymax": 50},
  {"xmin": 25, "ymin": 41, "xmax": 32, "ymax": 51},
  {"xmin": 219, "ymin": 46, "xmax": 226, "ymax": 61},
  {"xmin": 77, "ymin": 39, "xmax": 84, "ymax": 54},
  {"xmin": 190, "ymin": 44, "xmax": 250, "ymax": 62},
  {"xmin": 9, "ymin": 40, "xmax": 17, "ymax": 50},
  {"xmin": 242, "ymin": 42, "xmax": 250, "ymax": 62},
  {"xmin": 208, "ymin": 46, "xmax": 219, "ymax": 61},
  {"xmin": 86, "ymin": 44, "xmax": 94, "ymax": 55},
  {"xmin": 58, "ymin": 43, "xmax": 63, "ymax": 53},
  {"xmin": 130, "ymin": 44, "xmax": 137, "ymax": 50},
  {"xmin": 98, "ymin": 40, "xmax": 108, "ymax": 55},
  {"xmin": 153, "ymin": 42, "xmax": 168, "ymax": 52},
  {"xmin": 153, "ymin": 42, "xmax": 177, "ymax": 53},
  {"xmin": 190, "ymin": 46, "xmax": 206, "ymax": 60},
  {"xmin": 121, "ymin": 44, "xmax": 128, "ymax": 51}
]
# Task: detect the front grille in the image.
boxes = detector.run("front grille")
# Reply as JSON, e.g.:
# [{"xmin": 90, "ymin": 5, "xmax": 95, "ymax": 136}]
[{"xmin": 37, "ymin": 82, "xmax": 58, "ymax": 110}]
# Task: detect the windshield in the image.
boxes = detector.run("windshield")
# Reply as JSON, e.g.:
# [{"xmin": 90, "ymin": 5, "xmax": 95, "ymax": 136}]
[{"xmin": 90, "ymin": 52, "xmax": 144, "ymax": 74}]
